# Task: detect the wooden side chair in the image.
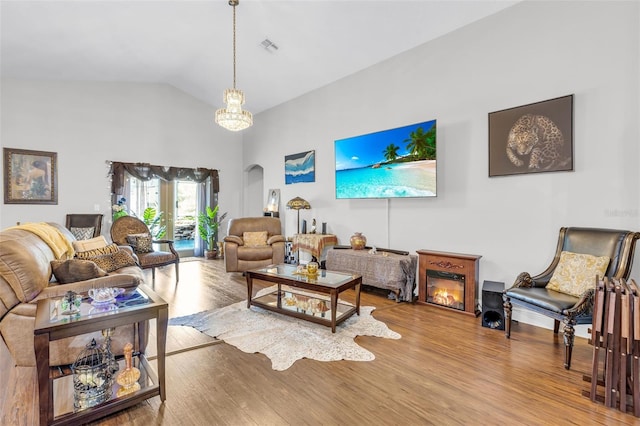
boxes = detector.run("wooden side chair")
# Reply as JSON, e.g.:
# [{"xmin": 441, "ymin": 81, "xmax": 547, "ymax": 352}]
[
  {"xmin": 503, "ymin": 227, "xmax": 640, "ymax": 369},
  {"xmin": 65, "ymin": 214, "xmax": 103, "ymax": 239},
  {"xmin": 110, "ymin": 216, "xmax": 179, "ymax": 283}
]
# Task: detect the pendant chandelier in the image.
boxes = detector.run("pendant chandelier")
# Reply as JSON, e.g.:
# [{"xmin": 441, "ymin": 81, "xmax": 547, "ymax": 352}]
[{"xmin": 215, "ymin": 0, "xmax": 253, "ymax": 131}]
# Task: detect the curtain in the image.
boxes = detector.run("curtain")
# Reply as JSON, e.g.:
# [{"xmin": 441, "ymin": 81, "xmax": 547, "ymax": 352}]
[
  {"xmin": 109, "ymin": 162, "xmax": 219, "ymax": 198},
  {"xmin": 194, "ymin": 181, "xmax": 207, "ymax": 257}
]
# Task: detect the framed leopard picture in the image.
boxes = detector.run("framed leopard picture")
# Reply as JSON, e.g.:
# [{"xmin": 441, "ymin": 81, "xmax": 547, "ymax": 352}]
[{"xmin": 489, "ymin": 95, "xmax": 573, "ymax": 177}]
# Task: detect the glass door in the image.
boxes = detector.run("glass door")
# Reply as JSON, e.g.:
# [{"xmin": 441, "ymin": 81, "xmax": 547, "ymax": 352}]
[
  {"xmin": 121, "ymin": 176, "xmax": 201, "ymax": 258},
  {"xmin": 173, "ymin": 180, "xmax": 198, "ymax": 257}
]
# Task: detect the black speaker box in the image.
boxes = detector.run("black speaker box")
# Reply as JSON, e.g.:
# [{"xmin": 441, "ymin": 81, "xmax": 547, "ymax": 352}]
[{"xmin": 482, "ymin": 281, "xmax": 505, "ymax": 330}]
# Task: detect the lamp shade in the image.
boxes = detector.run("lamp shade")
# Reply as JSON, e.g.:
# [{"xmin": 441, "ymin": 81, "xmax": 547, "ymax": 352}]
[{"xmin": 286, "ymin": 197, "xmax": 311, "ymax": 210}]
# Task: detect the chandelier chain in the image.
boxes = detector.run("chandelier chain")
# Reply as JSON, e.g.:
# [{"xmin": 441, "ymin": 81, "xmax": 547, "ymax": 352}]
[{"xmin": 232, "ymin": 2, "xmax": 237, "ymax": 89}]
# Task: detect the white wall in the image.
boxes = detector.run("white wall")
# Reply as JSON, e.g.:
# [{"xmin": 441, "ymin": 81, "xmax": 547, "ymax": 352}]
[
  {"xmin": 243, "ymin": 1, "xmax": 640, "ymax": 332},
  {"xmin": 0, "ymin": 79, "xmax": 243, "ymax": 233}
]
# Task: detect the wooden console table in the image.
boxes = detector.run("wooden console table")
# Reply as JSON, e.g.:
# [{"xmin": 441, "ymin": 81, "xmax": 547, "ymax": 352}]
[{"xmin": 416, "ymin": 250, "xmax": 481, "ymax": 316}]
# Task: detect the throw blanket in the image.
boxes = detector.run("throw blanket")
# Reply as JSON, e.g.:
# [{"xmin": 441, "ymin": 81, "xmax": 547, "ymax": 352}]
[
  {"xmin": 9, "ymin": 222, "xmax": 75, "ymax": 259},
  {"xmin": 326, "ymin": 249, "xmax": 417, "ymax": 302}
]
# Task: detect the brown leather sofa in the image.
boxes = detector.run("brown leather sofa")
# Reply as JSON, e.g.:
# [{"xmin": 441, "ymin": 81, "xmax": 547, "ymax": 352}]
[
  {"xmin": 0, "ymin": 223, "xmax": 144, "ymax": 367},
  {"xmin": 223, "ymin": 217, "xmax": 285, "ymax": 272}
]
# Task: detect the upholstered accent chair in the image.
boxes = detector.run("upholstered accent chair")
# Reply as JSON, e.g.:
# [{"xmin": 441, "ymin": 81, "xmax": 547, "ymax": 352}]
[
  {"xmin": 223, "ymin": 217, "xmax": 285, "ymax": 273},
  {"xmin": 110, "ymin": 216, "xmax": 180, "ymax": 283},
  {"xmin": 65, "ymin": 214, "xmax": 103, "ymax": 239},
  {"xmin": 504, "ymin": 227, "xmax": 640, "ymax": 369}
]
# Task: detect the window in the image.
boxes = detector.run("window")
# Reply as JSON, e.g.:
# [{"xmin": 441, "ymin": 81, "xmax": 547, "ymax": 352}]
[{"xmin": 126, "ymin": 176, "xmax": 160, "ymax": 218}]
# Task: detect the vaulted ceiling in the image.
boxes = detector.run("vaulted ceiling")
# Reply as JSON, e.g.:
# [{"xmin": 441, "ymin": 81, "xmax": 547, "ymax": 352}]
[{"xmin": 1, "ymin": 1, "xmax": 518, "ymax": 114}]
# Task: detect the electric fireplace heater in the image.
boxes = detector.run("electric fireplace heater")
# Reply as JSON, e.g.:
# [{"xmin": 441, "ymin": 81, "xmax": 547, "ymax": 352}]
[{"xmin": 417, "ymin": 250, "xmax": 481, "ymax": 317}]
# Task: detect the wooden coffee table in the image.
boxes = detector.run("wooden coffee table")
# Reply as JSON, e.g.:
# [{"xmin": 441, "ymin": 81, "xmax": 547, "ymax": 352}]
[
  {"xmin": 33, "ymin": 284, "xmax": 168, "ymax": 426},
  {"xmin": 245, "ymin": 264, "xmax": 362, "ymax": 332}
]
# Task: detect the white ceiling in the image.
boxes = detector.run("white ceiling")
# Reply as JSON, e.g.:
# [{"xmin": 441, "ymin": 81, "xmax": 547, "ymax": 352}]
[{"xmin": 1, "ymin": 0, "xmax": 518, "ymax": 114}]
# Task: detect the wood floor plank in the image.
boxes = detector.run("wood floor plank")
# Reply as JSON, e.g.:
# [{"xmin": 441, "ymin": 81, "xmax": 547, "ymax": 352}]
[
  {"xmin": 1, "ymin": 258, "xmax": 638, "ymax": 425},
  {"xmin": 1, "ymin": 366, "xmax": 38, "ymax": 426}
]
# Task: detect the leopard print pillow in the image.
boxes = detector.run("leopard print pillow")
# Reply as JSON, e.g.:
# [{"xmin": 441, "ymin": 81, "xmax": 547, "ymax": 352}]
[
  {"xmin": 126, "ymin": 233, "xmax": 154, "ymax": 253},
  {"xmin": 76, "ymin": 243, "xmax": 120, "ymax": 259},
  {"xmin": 87, "ymin": 249, "xmax": 138, "ymax": 273}
]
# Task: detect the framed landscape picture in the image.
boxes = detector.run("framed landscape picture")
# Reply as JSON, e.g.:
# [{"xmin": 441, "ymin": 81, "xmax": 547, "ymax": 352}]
[
  {"xmin": 3, "ymin": 148, "xmax": 58, "ymax": 204},
  {"xmin": 489, "ymin": 95, "xmax": 574, "ymax": 177}
]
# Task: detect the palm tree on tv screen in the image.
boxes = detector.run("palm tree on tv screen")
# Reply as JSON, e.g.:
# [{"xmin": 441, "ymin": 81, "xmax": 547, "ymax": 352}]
[
  {"xmin": 382, "ymin": 144, "xmax": 400, "ymax": 162},
  {"xmin": 404, "ymin": 126, "xmax": 436, "ymax": 160}
]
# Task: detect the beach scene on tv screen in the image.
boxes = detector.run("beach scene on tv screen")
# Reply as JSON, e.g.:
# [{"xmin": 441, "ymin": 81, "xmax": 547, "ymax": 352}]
[{"xmin": 335, "ymin": 119, "xmax": 436, "ymax": 199}]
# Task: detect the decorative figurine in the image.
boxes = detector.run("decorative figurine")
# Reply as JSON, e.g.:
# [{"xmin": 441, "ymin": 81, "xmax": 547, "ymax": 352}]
[
  {"xmin": 61, "ymin": 291, "xmax": 81, "ymax": 315},
  {"xmin": 310, "ymin": 218, "xmax": 317, "ymax": 234},
  {"xmin": 116, "ymin": 342, "xmax": 141, "ymax": 397}
]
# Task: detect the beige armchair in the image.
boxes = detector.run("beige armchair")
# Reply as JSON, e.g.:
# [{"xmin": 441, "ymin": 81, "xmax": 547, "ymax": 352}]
[{"xmin": 224, "ymin": 217, "xmax": 285, "ymax": 272}]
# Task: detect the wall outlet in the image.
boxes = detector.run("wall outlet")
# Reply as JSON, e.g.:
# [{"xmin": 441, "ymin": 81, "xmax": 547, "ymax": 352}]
[{"xmin": 94, "ymin": 204, "xmax": 100, "ymax": 212}]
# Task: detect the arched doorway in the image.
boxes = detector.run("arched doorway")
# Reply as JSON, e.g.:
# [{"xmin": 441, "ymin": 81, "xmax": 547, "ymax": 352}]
[{"xmin": 244, "ymin": 164, "xmax": 264, "ymax": 217}]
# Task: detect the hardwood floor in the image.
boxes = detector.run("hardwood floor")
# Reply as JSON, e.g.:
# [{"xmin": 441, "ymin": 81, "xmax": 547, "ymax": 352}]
[{"xmin": 1, "ymin": 258, "xmax": 638, "ymax": 425}]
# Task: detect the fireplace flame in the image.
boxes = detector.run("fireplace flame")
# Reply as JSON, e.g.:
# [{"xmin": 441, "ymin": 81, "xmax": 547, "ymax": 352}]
[{"xmin": 433, "ymin": 289, "xmax": 459, "ymax": 307}]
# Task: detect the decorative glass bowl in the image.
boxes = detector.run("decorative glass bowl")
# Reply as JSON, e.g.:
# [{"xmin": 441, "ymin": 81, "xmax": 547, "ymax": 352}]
[{"xmin": 88, "ymin": 287, "xmax": 124, "ymax": 309}]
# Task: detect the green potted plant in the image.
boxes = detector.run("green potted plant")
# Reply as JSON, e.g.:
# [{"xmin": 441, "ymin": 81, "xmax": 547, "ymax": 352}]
[
  {"xmin": 142, "ymin": 206, "xmax": 166, "ymax": 239},
  {"xmin": 197, "ymin": 205, "xmax": 227, "ymax": 259},
  {"xmin": 112, "ymin": 197, "xmax": 128, "ymax": 221}
]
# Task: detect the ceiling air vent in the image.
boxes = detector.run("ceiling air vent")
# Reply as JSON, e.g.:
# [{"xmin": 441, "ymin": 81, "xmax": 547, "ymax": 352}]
[{"xmin": 260, "ymin": 38, "xmax": 278, "ymax": 53}]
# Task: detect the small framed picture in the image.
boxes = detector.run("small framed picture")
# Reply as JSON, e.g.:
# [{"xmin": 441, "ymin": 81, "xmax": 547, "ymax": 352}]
[
  {"xmin": 3, "ymin": 148, "xmax": 58, "ymax": 204},
  {"xmin": 266, "ymin": 188, "xmax": 280, "ymax": 213},
  {"xmin": 489, "ymin": 95, "xmax": 574, "ymax": 177}
]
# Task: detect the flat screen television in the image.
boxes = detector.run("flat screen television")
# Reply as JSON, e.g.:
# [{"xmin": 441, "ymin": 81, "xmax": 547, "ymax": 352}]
[{"xmin": 335, "ymin": 119, "xmax": 437, "ymax": 199}]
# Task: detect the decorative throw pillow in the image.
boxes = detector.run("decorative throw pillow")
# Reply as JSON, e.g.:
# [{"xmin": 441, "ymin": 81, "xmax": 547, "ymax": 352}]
[
  {"xmin": 126, "ymin": 233, "xmax": 146, "ymax": 245},
  {"xmin": 76, "ymin": 243, "xmax": 120, "ymax": 259},
  {"xmin": 87, "ymin": 249, "xmax": 138, "ymax": 273},
  {"xmin": 50, "ymin": 259, "xmax": 108, "ymax": 284},
  {"xmin": 546, "ymin": 251, "xmax": 610, "ymax": 297},
  {"xmin": 72, "ymin": 235, "xmax": 108, "ymax": 252},
  {"xmin": 243, "ymin": 231, "xmax": 268, "ymax": 247},
  {"xmin": 126, "ymin": 233, "xmax": 154, "ymax": 253},
  {"xmin": 70, "ymin": 227, "xmax": 95, "ymax": 241}
]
